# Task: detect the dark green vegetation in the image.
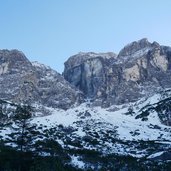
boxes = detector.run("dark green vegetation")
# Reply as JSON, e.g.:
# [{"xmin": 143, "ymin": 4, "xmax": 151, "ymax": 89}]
[
  {"xmin": 0, "ymin": 140, "xmax": 80, "ymax": 171},
  {"xmin": 1, "ymin": 139, "xmax": 171, "ymax": 171},
  {"xmin": 133, "ymin": 90, "xmax": 171, "ymax": 125},
  {"xmin": 135, "ymin": 96, "xmax": 171, "ymax": 125},
  {"xmin": 0, "ymin": 100, "xmax": 171, "ymax": 171},
  {"xmin": 0, "ymin": 100, "xmax": 79, "ymax": 171}
]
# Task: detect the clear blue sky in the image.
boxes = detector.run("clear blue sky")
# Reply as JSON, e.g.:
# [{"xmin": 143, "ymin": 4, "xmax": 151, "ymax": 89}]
[{"xmin": 0, "ymin": 0, "xmax": 171, "ymax": 73}]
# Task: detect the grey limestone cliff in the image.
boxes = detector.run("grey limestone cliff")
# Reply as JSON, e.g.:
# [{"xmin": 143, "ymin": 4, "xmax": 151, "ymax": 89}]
[{"xmin": 64, "ymin": 39, "xmax": 171, "ymax": 107}]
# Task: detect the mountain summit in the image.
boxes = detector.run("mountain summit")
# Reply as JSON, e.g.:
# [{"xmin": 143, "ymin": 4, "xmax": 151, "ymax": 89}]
[
  {"xmin": 118, "ymin": 38, "xmax": 151, "ymax": 57},
  {"xmin": 0, "ymin": 49, "xmax": 83, "ymax": 110},
  {"xmin": 64, "ymin": 39, "xmax": 171, "ymax": 107}
]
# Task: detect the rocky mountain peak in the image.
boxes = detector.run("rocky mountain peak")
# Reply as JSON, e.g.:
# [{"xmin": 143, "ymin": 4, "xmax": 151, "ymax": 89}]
[
  {"xmin": 0, "ymin": 49, "xmax": 32, "ymax": 75},
  {"xmin": 0, "ymin": 49, "xmax": 30, "ymax": 64},
  {"xmin": 118, "ymin": 38, "xmax": 152, "ymax": 57},
  {"xmin": 0, "ymin": 50, "xmax": 83, "ymax": 110},
  {"xmin": 64, "ymin": 39, "xmax": 171, "ymax": 107},
  {"xmin": 64, "ymin": 52, "xmax": 117, "ymax": 71},
  {"xmin": 1, "ymin": 38, "xmax": 171, "ymax": 109}
]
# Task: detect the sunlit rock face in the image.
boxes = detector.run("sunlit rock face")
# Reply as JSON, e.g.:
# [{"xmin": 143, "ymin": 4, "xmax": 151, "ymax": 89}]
[
  {"xmin": 64, "ymin": 39, "xmax": 171, "ymax": 107},
  {"xmin": 0, "ymin": 50, "xmax": 83, "ymax": 110}
]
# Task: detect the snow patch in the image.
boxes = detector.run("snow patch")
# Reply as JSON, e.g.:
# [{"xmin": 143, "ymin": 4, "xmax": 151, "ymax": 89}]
[
  {"xmin": 71, "ymin": 155, "xmax": 85, "ymax": 169},
  {"xmin": 147, "ymin": 151, "xmax": 165, "ymax": 159}
]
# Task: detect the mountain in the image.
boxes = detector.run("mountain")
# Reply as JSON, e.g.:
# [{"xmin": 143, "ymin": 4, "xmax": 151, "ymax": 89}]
[
  {"xmin": 0, "ymin": 39, "xmax": 171, "ymax": 170},
  {"xmin": 64, "ymin": 38, "xmax": 171, "ymax": 107},
  {"xmin": 0, "ymin": 49, "xmax": 83, "ymax": 110}
]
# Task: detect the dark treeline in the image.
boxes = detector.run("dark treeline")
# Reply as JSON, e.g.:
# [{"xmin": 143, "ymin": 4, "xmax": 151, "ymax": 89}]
[{"xmin": 0, "ymin": 140, "xmax": 80, "ymax": 171}]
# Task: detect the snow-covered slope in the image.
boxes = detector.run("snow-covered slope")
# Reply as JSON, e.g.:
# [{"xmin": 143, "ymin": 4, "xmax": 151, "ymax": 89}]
[
  {"xmin": 32, "ymin": 95, "xmax": 171, "ymax": 143},
  {"xmin": 0, "ymin": 92, "xmax": 162, "ymax": 162},
  {"xmin": 1, "ymin": 92, "xmax": 171, "ymax": 169}
]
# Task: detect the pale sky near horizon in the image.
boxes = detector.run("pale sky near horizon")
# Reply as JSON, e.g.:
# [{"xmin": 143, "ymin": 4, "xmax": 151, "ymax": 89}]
[{"xmin": 0, "ymin": 0, "xmax": 171, "ymax": 73}]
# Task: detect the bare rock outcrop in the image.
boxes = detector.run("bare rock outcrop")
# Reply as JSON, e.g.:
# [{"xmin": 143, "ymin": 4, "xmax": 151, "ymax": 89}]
[
  {"xmin": 64, "ymin": 39, "xmax": 171, "ymax": 107},
  {"xmin": 0, "ymin": 50, "xmax": 83, "ymax": 110}
]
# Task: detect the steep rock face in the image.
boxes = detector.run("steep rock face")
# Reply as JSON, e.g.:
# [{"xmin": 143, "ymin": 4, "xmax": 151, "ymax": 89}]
[
  {"xmin": 64, "ymin": 39, "xmax": 171, "ymax": 107},
  {"xmin": 63, "ymin": 52, "xmax": 117, "ymax": 105},
  {"xmin": 0, "ymin": 50, "xmax": 82, "ymax": 110}
]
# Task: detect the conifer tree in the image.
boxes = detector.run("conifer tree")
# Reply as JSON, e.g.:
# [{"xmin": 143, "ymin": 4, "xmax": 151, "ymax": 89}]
[{"xmin": 7, "ymin": 104, "xmax": 36, "ymax": 152}]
